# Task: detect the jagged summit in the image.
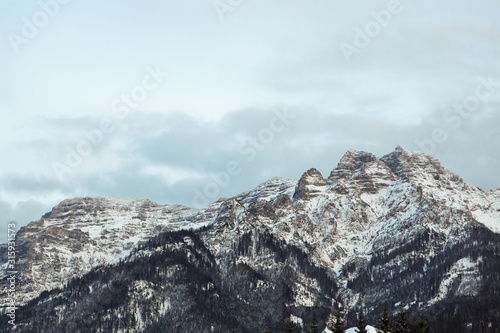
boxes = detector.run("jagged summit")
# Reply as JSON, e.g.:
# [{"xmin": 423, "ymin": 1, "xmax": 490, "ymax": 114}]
[
  {"xmin": 329, "ymin": 149, "xmax": 377, "ymax": 181},
  {"xmin": 43, "ymin": 196, "xmax": 157, "ymax": 219},
  {"xmin": 322, "ymin": 146, "xmax": 477, "ymax": 196},
  {"xmin": 380, "ymin": 146, "xmax": 474, "ymax": 193},
  {"xmin": 381, "ymin": 145, "xmax": 442, "ymax": 178},
  {"xmin": 293, "ymin": 168, "xmax": 327, "ymax": 200}
]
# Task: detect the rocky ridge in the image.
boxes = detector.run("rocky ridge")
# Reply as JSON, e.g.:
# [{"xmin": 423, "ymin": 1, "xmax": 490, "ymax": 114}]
[
  {"xmin": 1, "ymin": 146, "xmax": 499, "ymax": 332},
  {"xmin": 0, "ymin": 197, "xmax": 214, "ymax": 306}
]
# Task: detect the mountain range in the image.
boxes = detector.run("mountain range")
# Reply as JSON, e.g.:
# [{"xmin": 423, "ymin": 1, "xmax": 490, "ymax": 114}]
[{"xmin": 1, "ymin": 146, "xmax": 499, "ymax": 332}]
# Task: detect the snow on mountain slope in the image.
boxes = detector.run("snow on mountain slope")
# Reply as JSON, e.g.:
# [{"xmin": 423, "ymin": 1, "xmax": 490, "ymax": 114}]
[
  {"xmin": 237, "ymin": 176, "xmax": 298, "ymax": 205},
  {"xmin": 322, "ymin": 325, "xmax": 378, "ymax": 333},
  {"xmin": 197, "ymin": 146, "xmax": 500, "ymax": 312},
  {"xmin": 0, "ymin": 196, "xmax": 217, "ymax": 307},
  {"xmin": 1, "ymin": 146, "xmax": 499, "ymax": 320},
  {"xmin": 345, "ymin": 325, "xmax": 378, "ymax": 333}
]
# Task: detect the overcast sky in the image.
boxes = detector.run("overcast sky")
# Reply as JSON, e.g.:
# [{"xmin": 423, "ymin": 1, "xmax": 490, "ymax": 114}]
[{"xmin": 1, "ymin": 0, "xmax": 499, "ymax": 242}]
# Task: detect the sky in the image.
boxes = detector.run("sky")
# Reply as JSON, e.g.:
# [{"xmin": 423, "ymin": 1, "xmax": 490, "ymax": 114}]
[{"xmin": 1, "ymin": 0, "xmax": 499, "ymax": 242}]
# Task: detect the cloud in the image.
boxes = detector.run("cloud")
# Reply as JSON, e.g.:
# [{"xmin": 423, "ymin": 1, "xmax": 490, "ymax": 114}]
[
  {"xmin": 0, "ymin": 199, "xmax": 49, "ymax": 243},
  {"xmin": 0, "ymin": 102, "xmax": 499, "ymax": 237},
  {"xmin": 1, "ymin": 0, "xmax": 499, "ymax": 240}
]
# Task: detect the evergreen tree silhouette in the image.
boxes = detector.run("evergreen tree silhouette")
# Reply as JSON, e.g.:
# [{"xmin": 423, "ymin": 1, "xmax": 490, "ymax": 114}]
[
  {"xmin": 356, "ymin": 310, "xmax": 368, "ymax": 333},
  {"xmin": 378, "ymin": 304, "xmax": 391, "ymax": 333},
  {"xmin": 393, "ymin": 311, "xmax": 410, "ymax": 333}
]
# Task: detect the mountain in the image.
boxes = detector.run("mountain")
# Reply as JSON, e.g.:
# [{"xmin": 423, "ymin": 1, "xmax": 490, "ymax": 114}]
[{"xmin": 1, "ymin": 146, "xmax": 499, "ymax": 332}]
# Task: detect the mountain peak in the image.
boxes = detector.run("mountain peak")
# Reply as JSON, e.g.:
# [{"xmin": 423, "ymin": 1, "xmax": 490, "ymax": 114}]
[
  {"xmin": 395, "ymin": 144, "xmax": 408, "ymax": 152},
  {"xmin": 293, "ymin": 168, "xmax": 327, "ymax": 200},
  {"xmin": 329, "ymin": 149, "xmax": 377, "ymax": 181},
  {"xmin": 381, "ymin": 146, "xmax": 445, "ymax": 181}
]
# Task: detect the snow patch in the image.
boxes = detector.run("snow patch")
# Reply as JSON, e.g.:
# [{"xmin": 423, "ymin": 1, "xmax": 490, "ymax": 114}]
[
  {"xmin": 471, "ymin": 210, "xmax": 500, "ymax": 233},
  {"xmin": 346, "ymin": 325, "xmax": 378, "ymax": 333},
  {"xmin": 429, "ymin": 257, "xmax": 481, "ymax": 304},
  {"xmin": 291, "ymin": 314, "xmax": 303, "ymax": 328}
]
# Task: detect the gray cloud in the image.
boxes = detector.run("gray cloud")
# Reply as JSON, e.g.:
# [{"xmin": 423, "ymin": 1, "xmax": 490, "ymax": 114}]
[
  {"xmin": 1, "ymin": 0, "xmax": 499, "ymax": 241},
  {"xmin": 1, "ymin": 102, "xmax": 498, "ymax": 239},
  {"xmin": 0, "ymin": 199, "xmax": 48, "ymax": 243}
]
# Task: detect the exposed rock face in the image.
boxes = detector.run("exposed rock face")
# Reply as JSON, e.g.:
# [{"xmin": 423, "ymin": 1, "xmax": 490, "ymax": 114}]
[
  {"xmin": 329, "ymin": 149, "xmax": 377, "ymax": 181},
  {"xmin": 380, "ymin": 145, "xmax": 469, "ymax": 189},
  {"xmin": 328, "ymin": 149, "xmax": 396, "ymax": 195},
  {"xmin": 1, "ymin": 147, "xmax": 499, "ymax": 333},
  {"xmin": 0, "ymin": 197, "xmax": 208, "ymax": 306},
  {"xmin": 293, "ymin": 168, "xmax": 327, "ymax": 200}
]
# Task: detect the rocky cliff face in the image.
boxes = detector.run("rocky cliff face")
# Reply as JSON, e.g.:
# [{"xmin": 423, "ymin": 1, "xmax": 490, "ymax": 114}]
[
  {"xmin": 1, "ymin": 146, "xmax": 499, "ymax": 332},
  {"xmin": 0, "ymin": 197, "xmax": 210, "ymax": 306}
]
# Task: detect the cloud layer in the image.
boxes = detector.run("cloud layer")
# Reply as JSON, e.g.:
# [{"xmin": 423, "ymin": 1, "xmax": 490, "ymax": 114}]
[{"xmin": 1, "ymin": 0, "xmax": 499, "ymax": 241}]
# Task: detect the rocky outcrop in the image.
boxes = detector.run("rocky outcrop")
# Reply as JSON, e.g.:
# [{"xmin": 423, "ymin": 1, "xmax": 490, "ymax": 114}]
[
  {"xmin": 0, "ymin": 197, "xmax": 206, "ymax": 307},
  {"xmin": 329, "ymin": 149, "xmax": 377, "ymax": 181},
  {"xmin": 380, "ymin": 145, "xmax": 470, "ymax": 190},
  {"xmin": 293, "ymin": 168, "xmax": 327, "ymax": 200}
]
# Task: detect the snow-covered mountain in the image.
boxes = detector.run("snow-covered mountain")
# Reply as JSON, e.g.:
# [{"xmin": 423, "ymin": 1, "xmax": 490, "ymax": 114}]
[
  {"xmin": 1, "ymin": 146, "xmax": 499, "ymax": 332},
  {"xmin": 0, "ymin": 196, "xmax": 217, "ymax": 307}
]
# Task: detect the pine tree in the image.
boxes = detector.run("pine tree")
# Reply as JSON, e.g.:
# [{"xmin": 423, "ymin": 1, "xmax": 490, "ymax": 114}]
[
  {"xmin": 330, "ymin": 308, "xmax": 345, "ymax": 333},
  {"xmin": 309, "ymin": 311, "xmax": 318, "ymax": 333},
  {"xmin": 356, "ymin": 311, "xmax": 368, "ymax": 333},
  {"xmin": 393, "ymin": 311, "xmax": 410, "ymax": 333},
  {"xmin": 378, "ymin": 305, "xmax": 391, "ymax": 333}
]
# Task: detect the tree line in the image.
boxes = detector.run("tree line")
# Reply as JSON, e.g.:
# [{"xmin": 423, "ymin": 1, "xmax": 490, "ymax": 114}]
[{"xmin": 263, "ymin": 305, "xmax": 433, "ymax": 333}]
